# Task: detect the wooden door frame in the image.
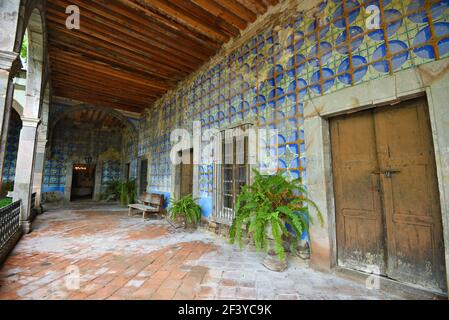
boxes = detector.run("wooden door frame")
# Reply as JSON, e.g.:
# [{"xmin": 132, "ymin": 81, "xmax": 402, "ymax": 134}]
[
  {"xmin": 171, "ymin": 148, "xmax": 194, "ymax": 201},
  {"xmin": 304, "ymin": 59, "xmax": 449, "ymax": 296},
  {"xmin": 138, "ymin": 157, "xmax": 148, "ymax": 195}
]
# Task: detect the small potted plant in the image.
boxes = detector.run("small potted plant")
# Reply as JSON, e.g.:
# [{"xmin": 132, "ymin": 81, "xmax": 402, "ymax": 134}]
[
  {"xmin": 103, "ymin": 179, "xmax": 137, "ymax": 205},
  {"xmin": 168, "ymin": 194, "xmax": 202, "ymax": 230},
  {"xmin": 229, "ymin": 170, "xmax": 322, "ymax": 272}
]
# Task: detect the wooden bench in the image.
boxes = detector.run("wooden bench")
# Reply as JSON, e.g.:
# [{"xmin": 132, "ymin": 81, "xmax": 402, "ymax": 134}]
[{"xmin": 128, "ymin": 193, "xmax": 164, "ymax": 220}]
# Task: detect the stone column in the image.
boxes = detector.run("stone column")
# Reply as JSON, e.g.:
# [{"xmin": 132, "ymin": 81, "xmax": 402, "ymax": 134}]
[
  {"xmin": 64, "ymin": 160, "xmax": 73, "ymax": 203},
  {"xmin": 13, "ymin": 117, "xmax": 39, "ymax": 233},
  {"xmin": 31, "ymin": 89, "xmax": 49, "ymax": 210},
  {"xmin": 93, "ymin": 162, "xmax": 103, "ymax": 201},
  {"xmin": 31, "ymin": 138, "xmax": 47, "ymax": 211}
]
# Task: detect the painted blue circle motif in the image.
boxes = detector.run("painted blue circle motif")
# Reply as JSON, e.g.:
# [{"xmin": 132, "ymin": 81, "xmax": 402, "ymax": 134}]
[
  {"xmin": 372, "ymin": 40, "xmax": 409, "ymax": 73},
  {"xmin": 297, "ymin": 79, "xmax": 308, "ymax": 99},
  {"xmin": 336, "ymin": 26, "xmax": 364, "ymax": 54},
  {"xmin": 413, "ymin": 22, "xmax": 449, "ymax": 59},
  {"xmin": 308, "ymin": 42, "xmax": 332, "ymax": 67},
  {"xmin": 268, "ymin": 64, "xmax": 284, "ymax": 86},
  {"xmin": 311, "ymin": 68, "xmax": 335, "ymax": 94},
  {"xmin": 287, "ymin": 54, "xmax": 306, "ymax": 78},
  {"xmin": 338, "ymin": 56, "xmax": 368, "ymax": 85},
  {"xmin": 269, "ymin": 88, "xmax": 284, "ymax": 100},
  {"xmin": 287, "ymin": 80, "xmax": 296, "ymax": 102},
  {"xmin": 368, "ymin": 9, "xmax": 402, "ymax": 41},
  {"xmin": 407, "ymin": 0, "xmax": 449, "ymax": 24},
  {"xmin": 307, "ymin": 20, "xmax": 330, "ymax": 41},
  {"xmin": 287, "ymin": 31, "xmax": 305, "ymax": 53},
  {"xmin": 333, "ymin": 0, "xmax": 361, "ymax": 29},
  {"xmin": 287, "ymin": 79, "xmax": 308, "ymax": 102}
]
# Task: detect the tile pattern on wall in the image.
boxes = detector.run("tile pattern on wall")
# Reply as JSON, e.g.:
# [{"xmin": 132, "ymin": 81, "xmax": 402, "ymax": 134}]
[
  {"xmin": 2, "ymin": 113, "xmax": 22, "ymax": 184},
  {"xmin": 101, "ymin": 161, "xmax": 122, "ymax": 192},
  {"xmin": 140, "ymin": 0, "xmax": 449, "ymax": 214},
  {"xmin": 43, "ymin": 120, "xmax": 123, "ymax": 193}
]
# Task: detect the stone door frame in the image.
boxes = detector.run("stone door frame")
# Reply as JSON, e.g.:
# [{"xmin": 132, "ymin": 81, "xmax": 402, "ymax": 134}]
[{"xmin": 305, "ymin": 59, "xmax": 449, "ymax": 296}]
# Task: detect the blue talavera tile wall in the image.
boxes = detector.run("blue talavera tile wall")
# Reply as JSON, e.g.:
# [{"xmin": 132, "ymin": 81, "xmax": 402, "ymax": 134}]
[
  {"xmin": 43, "ymin": 117, "xmax": 124, "ymax": 194},
  {"xmin": 140, "ymin": 0, "xmax": 449, "ymax": 216},
  {"xmin": 2, "ymin": 111, "xmax": 22, "ymax": 185}
]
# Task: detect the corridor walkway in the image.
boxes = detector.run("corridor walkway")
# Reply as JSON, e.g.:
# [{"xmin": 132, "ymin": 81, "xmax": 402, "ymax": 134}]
[{"xmin": 0, "ymin": 204, "xmax": 405, "ymax": 300}]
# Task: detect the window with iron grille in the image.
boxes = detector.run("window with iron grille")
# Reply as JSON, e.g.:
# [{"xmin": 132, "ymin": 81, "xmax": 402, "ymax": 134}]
[{"xmin": 213, "ymin": 124, "xmax": 251, "ymax": 224}]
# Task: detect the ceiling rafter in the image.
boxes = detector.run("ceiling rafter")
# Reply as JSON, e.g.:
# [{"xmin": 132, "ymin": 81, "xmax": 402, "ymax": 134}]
[{"xmin": 47, "ymin": 0, "xmax": 280, "ymax": 113}]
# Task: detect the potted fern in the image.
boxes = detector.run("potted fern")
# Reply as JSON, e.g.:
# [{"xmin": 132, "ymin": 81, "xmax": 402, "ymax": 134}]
[
  {"xmin": 168, "ymin": 194, "xmax": 202, "ymax": 230},
  {"xmin": 229, "ymin": 170, "xmax": 322, "ymax": 272},
  {"xmin": 105, "ymin": 179, "xmax": 137, "ymax": 205}
]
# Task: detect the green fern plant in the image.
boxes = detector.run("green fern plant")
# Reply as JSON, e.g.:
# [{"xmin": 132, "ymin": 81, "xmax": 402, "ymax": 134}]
[
  {"xmin": 168, "ymin": 194, "xmax": 202, "ymax": 228},
  {"xmin": 104, "ymin": 180, "xmax": 122, "ymax": 201},
  {"xmin": 230, "ymin": 169, "xmax": 323, "ymax": 261},
  {"xmin": 107, "ymin": 179, "xmax": 137, "ymax": 206}
]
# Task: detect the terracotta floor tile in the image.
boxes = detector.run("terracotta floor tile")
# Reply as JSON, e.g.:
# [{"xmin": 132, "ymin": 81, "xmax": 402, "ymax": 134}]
[
  {"xmin": 152, "ymin": 288, "xmax": 176, "ymax": 300},
  {"xmin": 0, "ymin": 203, "xmax": 409, "ymax": 300}
]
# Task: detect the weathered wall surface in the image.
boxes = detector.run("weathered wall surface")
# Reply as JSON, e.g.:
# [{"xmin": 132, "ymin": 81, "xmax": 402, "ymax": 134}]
[
  {"xmin": 41, "ymin": 102, "xmax": 139, "ymax": 200},
  {"xmin": 43, "ymin": 111, "xmax": 122, "ymax": 195},
  {"xmin": 2, "ymin": 110, "xmax": 21, "ymax": 185},
  {"xmin": 138, "ymin": 0, "xmax": 449, "ymax": 216}
]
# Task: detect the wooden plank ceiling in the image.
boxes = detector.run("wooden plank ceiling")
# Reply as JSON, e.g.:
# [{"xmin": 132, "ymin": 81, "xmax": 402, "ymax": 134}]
[
  {"xmin": 47, "ymin": 0, "xmax": 279, "ymax": 114},
  {"xmin": 65, "ymin": 108, "xmax": 125, "ymax": 129}
]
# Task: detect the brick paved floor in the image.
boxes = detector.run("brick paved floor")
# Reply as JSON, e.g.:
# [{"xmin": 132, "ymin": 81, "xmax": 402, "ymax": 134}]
[{"xmin": 0, "ymin": 203, "xmax": 405, "ymax": 300}]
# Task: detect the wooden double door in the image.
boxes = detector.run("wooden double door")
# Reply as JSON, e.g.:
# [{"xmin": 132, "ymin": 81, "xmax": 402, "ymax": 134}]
[{"xmin": 330, "ymin": 97, "xmax": 447, "ymax": 292}]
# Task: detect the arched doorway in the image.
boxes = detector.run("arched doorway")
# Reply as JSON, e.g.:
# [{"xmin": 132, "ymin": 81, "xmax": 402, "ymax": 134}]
[
  {"xmin": 11, "ymin": 7, "xmax": 45, "ymax": 232},
  {"xmin": 44, "ymin": 106, "xmax": 137, "ymax": 202},
  {"xmin": 0, "ymin": 108, "xmax": 22, "ymax": 203}
]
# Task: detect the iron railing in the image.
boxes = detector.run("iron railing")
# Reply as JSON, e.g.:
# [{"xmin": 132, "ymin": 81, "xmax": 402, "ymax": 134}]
[{"xmin": 0, "ymin": 200, "xmax": 21, "ymax": 250}]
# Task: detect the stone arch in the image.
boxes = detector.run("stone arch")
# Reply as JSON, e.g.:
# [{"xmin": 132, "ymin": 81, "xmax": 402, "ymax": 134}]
[
  {"xmin": 12, "ymin": 99, "xmax": 24, "ymax": 117},
  {"xmin": 11, "ymin": 5, "xmax": 46, "ymax": 232},
  {"xmin": 47, "ymin": 105, "xmax": 138, "ymax": 202},
  {"xmin": 22, "ymin": 7, "xmax": 45, "ymax": 119},
  {"xmin": 49, "ymin": 104, "xmax": 138, "ymax": 144}
]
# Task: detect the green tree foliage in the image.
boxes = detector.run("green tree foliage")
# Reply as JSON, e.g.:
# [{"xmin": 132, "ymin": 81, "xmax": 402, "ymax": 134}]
[{"xmin": 20, "ymin": 32, "xmax": 28, "ymax": 61}]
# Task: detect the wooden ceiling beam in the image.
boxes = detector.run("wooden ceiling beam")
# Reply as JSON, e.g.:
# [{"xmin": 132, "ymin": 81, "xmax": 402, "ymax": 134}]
[
  {"xmin": 262, "ymin": 0, "xmax": 280, "ymax": 7},
  {"xmin": 47, "ymin": 1, "xmax": 208, "ymax": 65},
  {"xmin": 53, "ymin": 87, "xmax": 148, "ymax": 112},
  {"xmin": 47, "ymin": 33, "xmax": 179, "ymax": 84},
  {"xmin": 48, "ymin": 37, "xmax": 187, "ymax": 85},
  {"xmin": 51, "ymin": 76, "xmax": 156, "ymax": 101},
  {"xmin": 54, "ymin": 93, "xmax": 144, "ymax": 114},
  {"xmin": 47, "ymin": 21, "xmax": 191, "ymax": 79},
  {"xmin": 51, "ymin": 70, "xmax": 161, "ymax": 98},
  {"xmin": 130, "ymin": 0, "xmax": 231, "ymax": 42},
  {"xmin": 49, "ymin": 49, "xmax": 173, "ymax": 91},
  {"xmin": 51, "ymin": 78, "xmax": 157, "ymax": 104},
  {"xmin": 46, "ymin": 0, "xmax": 276, "ymax": 114},
  {"xmin": 52, "ymin": 0, "xmax": 218, "ymax": 57},
  {"xmin": 53, "ymin": 82, "xmax": 151, "ymax": 108},
  {"xmin": 165, "ymin": 0, "xmax": 241, "ymax": 37},
  {"xmin": 115, "ymin": 0, "xmax": 223, "ymax": 46},
  {"xmin": 213, "ymin": 0, "xmax": 257, "ymax": 23},
  {"xmin": 234, "ymin": 0, "xmax": 267, "ymax": 15},
  {"xmin": 189, "ymin": 0, "xmax": 248, "ymax": 29}
]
